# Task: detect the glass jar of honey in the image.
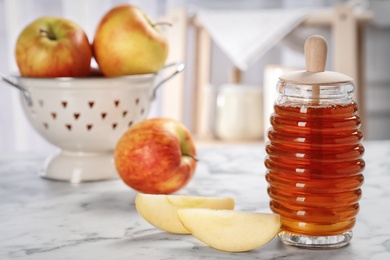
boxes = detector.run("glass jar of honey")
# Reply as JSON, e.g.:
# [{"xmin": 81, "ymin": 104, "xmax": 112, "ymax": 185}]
[{"xmin": 265, "ymin": 35, "xmax": 365, "ymax": 249}]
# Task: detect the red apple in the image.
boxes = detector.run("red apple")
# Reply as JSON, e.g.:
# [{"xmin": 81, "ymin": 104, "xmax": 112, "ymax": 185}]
[
  {"xmin": 15, "ymin": 16, "xmax": 92, "ymax": 77},
  {"xmin": 93, "ymin": 4, "xmax": 169, "ymax": 76},
  {"xmin": 114, "ymin": 118, "xmax": 197, "ymax": 194}
]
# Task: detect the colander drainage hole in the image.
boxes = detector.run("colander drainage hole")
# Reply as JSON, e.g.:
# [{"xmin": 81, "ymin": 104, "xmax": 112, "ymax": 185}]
[
  {"xmin": 30, "ymin": 110, "xmax": 37, "ymax": 118},
  {"xmin": 87, "ymin": 124, "xmax": 93, "ymax": 131},
  {"xmin": 101, "ymin": 112, "xmax": 107, "ymax": 119},
  {"xmin": 88, "ymin": 101, "xmax": 95, "ymax": 108},
  {"xmin": 51, "ymin": 112, "xmax": 57, "ymax": 119},
  {"xmin": 74, "ymin": 113, "xmax": 80, "ymax": 120},
  {"xmin": 114, "ymin": 100, "xmax": 120, "ymax": 107},
  {"xmin": 122, "ymin": 111, "xmax": 128, "ymax": 117}
]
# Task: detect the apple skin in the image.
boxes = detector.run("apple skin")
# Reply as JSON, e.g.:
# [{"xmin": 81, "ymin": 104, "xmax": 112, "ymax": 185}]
[
  {"xmin": 114, "ymin": 118, "xmax": 197, "ymax": 194},
  {"xmin": 15, "ymin": 16, "xmax": 92, "ymax": 77},
  {"xmin": 93, "ymin": 4, "xmax": 169, "ymax": 76}
]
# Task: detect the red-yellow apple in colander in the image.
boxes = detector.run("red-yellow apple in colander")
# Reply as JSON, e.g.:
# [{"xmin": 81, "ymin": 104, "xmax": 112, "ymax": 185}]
[
  {"xmin": 15, "ymin": 16, "xmax": 92, "ymax": 77},
  {"xmin": 114, "ymin": 118, "xmax": 197, "ymax": 194},
  {"xmin": 93, "ymin": 4, "xmax": 169, "ymax": 76}
]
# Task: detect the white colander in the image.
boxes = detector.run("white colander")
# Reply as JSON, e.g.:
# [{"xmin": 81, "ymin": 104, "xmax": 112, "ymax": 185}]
[{"xmin": 1, "ymin": 62, "xmax": 184, "ymax": 183}]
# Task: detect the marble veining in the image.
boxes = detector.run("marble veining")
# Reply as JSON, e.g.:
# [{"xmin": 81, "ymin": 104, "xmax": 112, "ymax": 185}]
[{"xmin": 0, "ymin": 140, "xmax": 390, "ymax": 260}]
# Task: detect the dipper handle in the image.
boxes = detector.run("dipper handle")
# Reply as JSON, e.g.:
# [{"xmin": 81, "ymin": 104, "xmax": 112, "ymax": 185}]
[{"xmin": 305, "ymin": 35, "xmax": 328, "ymax": 73}]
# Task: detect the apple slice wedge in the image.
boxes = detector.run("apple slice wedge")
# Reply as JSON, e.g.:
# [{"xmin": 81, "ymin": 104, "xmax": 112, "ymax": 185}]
[
  {"xmin": 135, "ymin": 194, "xmax": 235, "ymax": 234},
  {"xmin": 177, "ymin": 209, "xmax": 281, "ymax": 252}
]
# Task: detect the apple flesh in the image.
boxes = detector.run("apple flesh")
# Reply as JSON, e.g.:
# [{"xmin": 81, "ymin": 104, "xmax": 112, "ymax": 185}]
[
  {"xmin": 178, "ymin": 209, "xmax": 281, "ymax": 252},
  {"xmin": 15, "ymin": 16, "xmax": 92, "ymax": 77},
  {"xmin": 93, "ymin": 4, "xmax": 169, "ymax": 76},
  {"xmin": 135, "ymin": 194, "xmax": 235, "ymax": 234},
  {"xmin": 114, "ymin": 118, "xmax": 196, "ymax": 194}
]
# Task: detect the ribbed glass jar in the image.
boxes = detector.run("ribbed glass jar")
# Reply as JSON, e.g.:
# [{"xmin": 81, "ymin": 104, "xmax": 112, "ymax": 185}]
[{"xmin": 265, "ymin": 80, "xmax": 365, "ymax": 249}]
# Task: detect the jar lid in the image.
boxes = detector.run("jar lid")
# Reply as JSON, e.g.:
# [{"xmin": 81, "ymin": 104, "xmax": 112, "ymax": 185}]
[{"xmin": 279, "ymin": 35, "xmax": 353, "ymax": 85}]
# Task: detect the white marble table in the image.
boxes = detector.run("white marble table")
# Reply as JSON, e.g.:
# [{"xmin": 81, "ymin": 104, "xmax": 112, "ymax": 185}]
[{"xmin": 0, "ymin": 140, "xmax": 389, "ymax": 260}]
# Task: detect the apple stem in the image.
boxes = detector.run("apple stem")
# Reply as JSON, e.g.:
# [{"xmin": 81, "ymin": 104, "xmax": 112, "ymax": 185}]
[
  {"xmin": 153, "ymin": 21, "xmax": 172, "ymax": 28},
  {"xmin": 183, "ymin": 153, "xmax": 199, "ymax": 162},
  {"xmin": 39, "ymin": 28, "xmax": 57, "ymax": 41}
]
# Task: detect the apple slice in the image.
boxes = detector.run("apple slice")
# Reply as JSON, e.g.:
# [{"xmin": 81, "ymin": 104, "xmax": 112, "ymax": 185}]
[
  {"xmin": 135, "ymin": 194, "xmax": 235, "ymax": 234},
  {"xmin": 177, "ymin": 209, "xmax": 281, "ymax": 252}
]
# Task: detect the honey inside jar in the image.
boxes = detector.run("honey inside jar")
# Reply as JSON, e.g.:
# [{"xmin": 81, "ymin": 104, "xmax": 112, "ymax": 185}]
[{"xmin": 265, "ymin": 101, "xmax": 365, "ymax": 236}]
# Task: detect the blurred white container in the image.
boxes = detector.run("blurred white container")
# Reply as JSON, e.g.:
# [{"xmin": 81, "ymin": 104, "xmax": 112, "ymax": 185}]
[{"xmin": 212, "ymin": 84, "xmax": 263, "ymax": 141}]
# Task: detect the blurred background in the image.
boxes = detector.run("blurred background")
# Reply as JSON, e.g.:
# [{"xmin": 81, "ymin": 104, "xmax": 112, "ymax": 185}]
[{"xmin": 0, "ymin": 0, "xmax": 389, "ymax": 153}]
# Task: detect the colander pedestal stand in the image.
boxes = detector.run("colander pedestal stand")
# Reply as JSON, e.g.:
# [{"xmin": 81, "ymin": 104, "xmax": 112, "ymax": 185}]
[{"xmin": 42, "ymin": 150, "xmax": 117, "ymax": 183}]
